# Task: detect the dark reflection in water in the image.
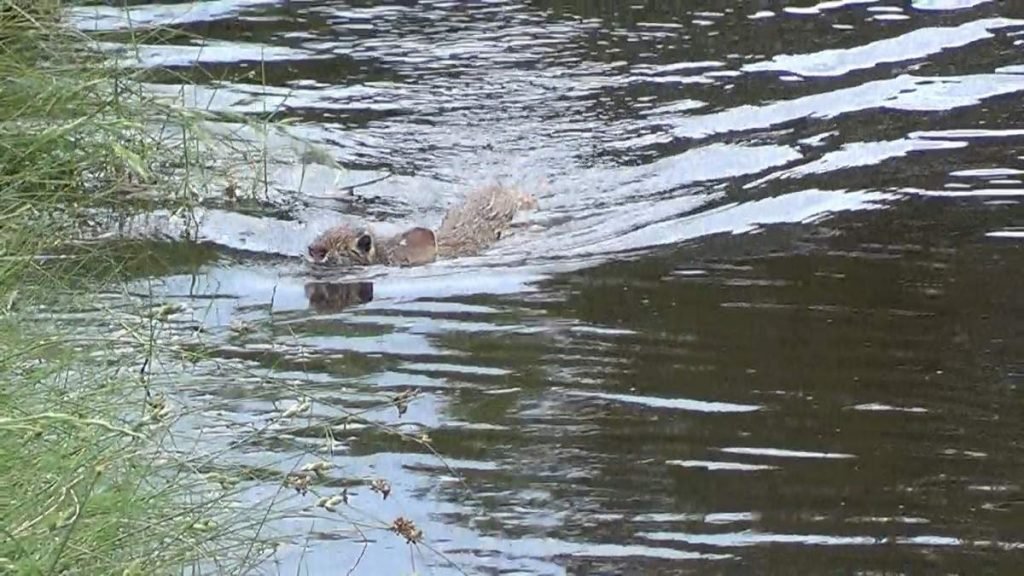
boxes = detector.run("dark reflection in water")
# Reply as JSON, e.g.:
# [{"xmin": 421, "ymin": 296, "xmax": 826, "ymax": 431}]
[
  {"xmin": 305, "ymin": 280, "xmax": 375, "ymax": 312},
  {"xmin": 67, "ymin": 0, "xmax": 1024, "ymax": 573}
]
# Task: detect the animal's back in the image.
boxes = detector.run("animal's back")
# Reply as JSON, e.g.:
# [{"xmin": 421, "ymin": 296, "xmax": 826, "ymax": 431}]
[{"xmin": 435, "ymin": 184, "xmax": 537, "ymax": 258}]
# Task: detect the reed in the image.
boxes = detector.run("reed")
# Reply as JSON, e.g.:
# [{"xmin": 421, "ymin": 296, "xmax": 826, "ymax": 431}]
[{"xmin": 0, "ymin": 2, "xmax": 274, "ymax": 573}]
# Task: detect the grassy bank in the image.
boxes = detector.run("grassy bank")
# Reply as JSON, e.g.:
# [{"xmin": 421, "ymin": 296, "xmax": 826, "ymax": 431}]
[
  {"xmin": 0, "ymin": 3, "xmax": 460, "ymax": 574},
  {"xmin": 0, "ymin": 3, "xmax": 268, "ymax": 573}
]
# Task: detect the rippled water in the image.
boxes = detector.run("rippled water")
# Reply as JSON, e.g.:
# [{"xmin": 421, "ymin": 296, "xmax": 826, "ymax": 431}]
[{"xmin": 69, "ymin": 1, "xmax": 1024, "ymax": 573}]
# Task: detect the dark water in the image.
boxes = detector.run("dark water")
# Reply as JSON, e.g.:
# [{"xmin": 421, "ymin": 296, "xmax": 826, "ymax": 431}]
[{"xmin": 70, "ymin": 1, "xmax": 1024, "ymax": 574}]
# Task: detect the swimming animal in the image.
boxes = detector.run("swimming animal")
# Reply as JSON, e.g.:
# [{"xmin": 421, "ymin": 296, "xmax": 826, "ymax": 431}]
[{"xmin": 307, "ymin": 184, "xmax": 538, "ymax": 266}]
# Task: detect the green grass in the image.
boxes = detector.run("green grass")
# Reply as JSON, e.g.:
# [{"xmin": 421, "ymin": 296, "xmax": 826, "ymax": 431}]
[
  {"xmin": 0, "ymin": 322, "xmax": 257, "ymax": 575},
  {"xmin": 1, "ymin": 1, "xmax": 189, "ymax": 275},
  {"xmin": 0, "ymin": 2, "xmax": 275, "ymax": 573},
  {"xmin": 0, "ymin": 3, "xmax": 465, "ymax": 574}
]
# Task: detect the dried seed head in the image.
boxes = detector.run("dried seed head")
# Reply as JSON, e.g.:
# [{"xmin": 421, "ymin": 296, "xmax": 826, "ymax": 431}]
[
  {"xmin": 190, "ymin": 518, "xmax": 217, "ymax": 532},
  {"xmin": 392, "ymin": 388, "xmax": 418, "ymax": 417},
  {"xmin": 281, "ymin": 398, "xmax": 312, "ymax": 419},
  {"xmin": 143, "ymin": 394, "xmax": 173, "ymax": 423},
  {"xmin": 327, "ymin": 493, "xmax": 347, "ymax": 507},
  {"xmin": 301, "ymin": 460, "xmax": 335, "ymax": 478},
  {"xmin": 285, "ymin": 472, "xmax": 313, "ymax": 495},
  {"xmin": 370, "ymin": 478, "xmax": 391, "ymax": 500},
  {"xmin": 206, "ymin": 472, "xmax": 237, "ymax": 489},
  {"xmin": 317, "ymin": 490, "xmax": 349, "ymax": 512},
  {"xmin": 391, "ymin": 516, "xmax": 423, "ymax": 544},
  {"xmin": 229, "ymin": 320, "xmax": 256, "ymax": 335},
  {"xmin": 224, "ymin": 178, "xmax": 239, "ymax": 201},
  {"xmin": 146, "ymin": 394, "xmax": 166, "ymax": 410},
  {"xmin": 149, "ymin": 303, "xmax": 184, "ymax": 320}
]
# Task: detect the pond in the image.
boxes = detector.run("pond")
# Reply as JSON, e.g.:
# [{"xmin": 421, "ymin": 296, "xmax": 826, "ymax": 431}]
[{"xmin": 71, "ymin": 1, "xmax": 1024, "ymax": 574}]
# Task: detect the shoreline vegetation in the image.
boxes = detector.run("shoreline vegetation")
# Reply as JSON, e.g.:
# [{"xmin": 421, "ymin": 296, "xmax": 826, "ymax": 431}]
[
  {"xmin": 2, "ymin": 2, "xmax": 461, "ymax": 574},
  {"xmin": 0, "ymin": 1, "xmax": 274, "ymax": 573}
]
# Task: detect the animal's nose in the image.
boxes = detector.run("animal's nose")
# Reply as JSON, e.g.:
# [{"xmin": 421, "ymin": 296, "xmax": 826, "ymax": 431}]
[{"xmin": 308, "ymin": 245, "xmax": 327, "ymax": 261}]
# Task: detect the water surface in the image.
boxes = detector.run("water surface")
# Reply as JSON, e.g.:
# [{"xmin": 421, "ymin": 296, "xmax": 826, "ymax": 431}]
[{"xmin": 69, "ymin": 1, "xmax": 1024, "ymax": 573}]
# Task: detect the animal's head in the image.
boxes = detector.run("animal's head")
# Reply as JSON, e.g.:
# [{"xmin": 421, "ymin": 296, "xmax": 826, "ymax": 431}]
[
  {"xmin": 388, "ymin": 227, "xmax": 438, "ymax": 266},
  {"xmin": 307, "ymin": 225, "xmax": 378, "ymax": 265}
]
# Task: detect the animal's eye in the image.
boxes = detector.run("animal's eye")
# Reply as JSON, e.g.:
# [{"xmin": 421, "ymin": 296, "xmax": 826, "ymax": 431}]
[{"xmin": 356, "ymin": 234, "xmax": 373, "ymax": 254}]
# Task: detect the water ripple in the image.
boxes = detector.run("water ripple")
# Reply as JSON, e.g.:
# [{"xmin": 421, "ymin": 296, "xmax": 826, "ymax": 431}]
[{"xmin": 70, "ymin": 1, "xmax": 1024, "ymax": 573}]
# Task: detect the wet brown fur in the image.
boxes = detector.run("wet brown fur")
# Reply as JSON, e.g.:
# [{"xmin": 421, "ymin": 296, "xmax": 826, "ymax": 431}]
[
  {"xmin": 435, "ymin": 184, "xmax": 538, "ymax": 258},
  {"xmin": 307, "ymin": 184, "xmax": 537, "ymax": 267}
]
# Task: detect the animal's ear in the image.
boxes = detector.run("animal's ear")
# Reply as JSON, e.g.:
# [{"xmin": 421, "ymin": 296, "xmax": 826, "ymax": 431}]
[
  {"xmin": 401, "ymin": 227, "xmax": 436, "ymax": 249},
  {"xmin": 356, "ymin": 233, "xmax": 373, "ymax": 254}
]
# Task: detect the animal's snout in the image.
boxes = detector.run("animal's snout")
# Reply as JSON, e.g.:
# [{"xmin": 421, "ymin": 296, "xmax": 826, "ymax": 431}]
[{"xmin": 308, "ymin": 244, "xmax": 328, "ymax": 261}]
